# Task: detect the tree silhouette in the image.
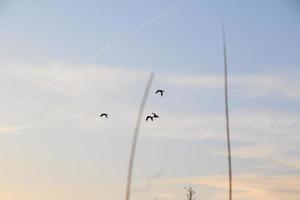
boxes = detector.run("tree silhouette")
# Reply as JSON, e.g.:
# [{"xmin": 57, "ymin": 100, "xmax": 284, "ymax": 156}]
[{"xmin": 184, "ymin": 185, "xmax": 196, "ymax": 200}]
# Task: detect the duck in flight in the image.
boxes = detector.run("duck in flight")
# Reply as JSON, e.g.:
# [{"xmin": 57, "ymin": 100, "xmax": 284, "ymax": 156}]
[
  {"xmin": 152, "ymin": 112, "xmax": 159, "ymax": 118},
  {"xmin": 146, "ymin": 115, "xmax": 154, "ymax": 121},
  {"xmin": 100, "ymin": 113, "xmax": 109, "ymax": 118},
  {"xmin": 155, "ymin": 89, "xmax": 165, "ymax": 97}
]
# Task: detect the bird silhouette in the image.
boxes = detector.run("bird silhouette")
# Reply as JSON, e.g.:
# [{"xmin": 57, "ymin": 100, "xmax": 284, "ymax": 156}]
[
  {"xmin": 155, "ymin": 89, "xmax": 165, "ymax": 97},
  {"xmin": 100, "ymin": 113, "xmax": 109, "ymax": 118},
  {"xmin": 146, "ymin": 116, "xmax": 154, "ymax": 121},
  {"xmin": 152, "ymin": 112, "xmax": 159, "ymax": 118}
]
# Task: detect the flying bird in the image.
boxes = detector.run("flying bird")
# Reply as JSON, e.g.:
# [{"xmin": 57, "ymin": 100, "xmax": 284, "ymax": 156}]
[
  {"xmin": 155, "ymin": 89, "xmax": 165, "ymax": 97},
  {"xmin": 152, "ymin": 112, "xmax": 159, "ymax": 118},
  {"xmin": 146, "ymin": 116, "xmax": 154, "ymax": 121},
  {"xmin": 100, "ymin": 113, "xmax": 109, "ymax": 118}
]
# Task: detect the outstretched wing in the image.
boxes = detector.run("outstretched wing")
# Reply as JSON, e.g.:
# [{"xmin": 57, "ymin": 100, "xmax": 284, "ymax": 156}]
[
  {"xmin": 155, "ymin": 90, "xmax": 165, "ymax": 97},
  {"xmin": 146, "ymin": 116, "xmax": 153, "ymax": 121},
  {"xmin": 152, "ymin": 112, "xmax": 159, "ymax": 118},
  {"xmin": 100, "ymin": 113, "xmax": 108, "ymax": 118}
]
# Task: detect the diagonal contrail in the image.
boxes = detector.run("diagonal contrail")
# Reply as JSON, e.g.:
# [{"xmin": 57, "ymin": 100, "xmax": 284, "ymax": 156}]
[
  {"xmin": 125, "ymin": 7, "xmax": 175, "ymax": 38},
  {"xmin": 222, "ymin": 23, "xmax": 233, "ymax": 200},
  {"xmin": 9, "ymin": 5, "xmax": 176, "ymax": 109},
  {"xmin": 81, "ymin": 45, "xmax": 111, "ymax": 64},
  {"xmin": 13, "ymin": 78, "xmax": 59, "ymax": 107},
  {"xmin": 13, "ymin": 4, "xmax": 176, "ymax": 117},
  {"xmin": 125, "ymin": 72, "xmax": 155, "ymax": 200}
]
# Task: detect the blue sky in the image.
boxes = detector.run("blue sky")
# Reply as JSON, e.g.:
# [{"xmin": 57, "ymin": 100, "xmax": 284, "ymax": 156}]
[
  {"xmin": 0, "ymin": 0, "xmax": 299, "ymax": 199},
  {"xmin": 2, "ymin": 0, "xmax": 300, "ymax": 72}
]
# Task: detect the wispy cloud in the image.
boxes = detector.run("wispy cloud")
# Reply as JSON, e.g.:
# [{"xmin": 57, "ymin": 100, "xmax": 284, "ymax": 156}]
[
  {"xmin": 213, "ymin": 144, "xmax": 277, "ymax": 159},
  {"xmin": 0, "ymin": 62, "xmax": 299, "ymax": 200},
  {"xmin": 161, "ymin": 174, "xmax": 300, "ymax": 200},
  {"xmin": 0, "ymin": 3, "xmax": 178, "ymax": 110},
  {"xmin": 132, "ymin": 168, "xmax": 165, "ymax": 194},
  {"xmin": 166, "ymin": 74, "xmax": 300, "ymax": 99},
  {"xmin": 0, "ymin": 125, "xmax": 28, "ymax": 134},
  {"xmin": 2, "ymin": 63, "xmax": 299, "ymax": 141},
  {"xmin": 155, "ymin": 192, "xmax": 174, "ymax": 199}
]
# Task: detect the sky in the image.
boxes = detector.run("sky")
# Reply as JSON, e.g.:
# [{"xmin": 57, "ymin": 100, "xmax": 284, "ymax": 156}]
[{"xmin": 0, "ymin": 0, "xmax": 299, "ymax": 199}]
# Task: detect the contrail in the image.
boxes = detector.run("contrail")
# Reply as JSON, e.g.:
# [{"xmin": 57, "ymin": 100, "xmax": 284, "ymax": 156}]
[
  {"xmin": 9, "ymin": 5, "xmax": 176, "ymax": 108},
  {"xmin": 13, "ymin": 78, "xmax": 59, "ymax": 107},
  {"xmin": 125, "ymin": 72, "xmax": 155, "ymax": 200},
  {"xmin": 125, "ymin": 7, "xmax": 175, "ymax": 38},
  {"xmin": 11, "ymin": 46, "xmax": 111, "ymax": 108},
  {"xmin": 82, "ymin": 45, "xmax": 111, "ymax": 64},
  {"xmin": 222, "ymin": 23, "xmax": 233, "ymax": 200},
  {"xmin": 12, "ymin": 44, "xmax": 112, "ymax": 108}
]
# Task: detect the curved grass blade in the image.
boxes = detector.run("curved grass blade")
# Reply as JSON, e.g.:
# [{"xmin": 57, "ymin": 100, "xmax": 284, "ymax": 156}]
[
  {"xmin": 125, "ymin": 72, "xmax": 155, "ymax": 200},
  {"xmin": 222, "ymin": 23, "xmax": 233, "ymax": 200}
]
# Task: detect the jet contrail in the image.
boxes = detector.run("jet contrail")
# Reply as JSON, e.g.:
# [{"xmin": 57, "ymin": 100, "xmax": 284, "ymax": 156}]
[
  {"xmin": 82, "ymin": 45, "xmax": 111, "ymax": 64},
  {"xmin": 125, "ymin": 72, "xmax": 155, "ymax": 200},
  {"xmin": 222, "ymin": 23, "xmax": 233, "ymax": 200},
  {"xmin": 10, "ymin": 5, "xmax": 177, "ymax": 108},
  {"xmin": 13, "ymin": 78, "xmax": 59, "ymax": 107},
  {"xmin": 125, "ymin": 7, "xmax": 175, "ymax": 38}
]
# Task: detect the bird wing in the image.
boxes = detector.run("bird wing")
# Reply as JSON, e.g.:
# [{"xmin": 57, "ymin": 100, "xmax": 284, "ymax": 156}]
[
  {"xmin": 100, "ymin": 113, "xmax": 108, "ymax": 117},
  {"xmin": 146, "ymin": 116, "xmax": 152, "ymax": 121},
  {"xmin": 152, "ymin": 113, "xmax": 158, "ymax": 117}
]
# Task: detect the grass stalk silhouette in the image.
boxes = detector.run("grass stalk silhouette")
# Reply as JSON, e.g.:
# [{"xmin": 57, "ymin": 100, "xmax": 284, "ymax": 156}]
[
  {"xmin": 124, "ymin": 72, "xmax": 155, "ymax": 200},
  {"xmin": 222, "ymin": 24, "xmax": 232, "ymax": 200}
]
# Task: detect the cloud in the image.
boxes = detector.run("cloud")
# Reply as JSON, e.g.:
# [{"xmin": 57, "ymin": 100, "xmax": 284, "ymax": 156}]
[
  {"xmin": 166, "ymin": 74, "xmax": 300, "ymax": 99},
  {"xmin": 2, "ymin": 62, "xmax": 300, "ymax": 112},
  {"xmin": 2, "ymin": 62, "xmax": 299, "ymax": 142},
  {"xmin": 166, "ymin": 74, "xmax": 223, "ymax": 89},
  {"xmin": 160, "ymin": 174, "xmax": 300, "ymax": 200},
  {"xmin": 1, "ymin": 63, "xmax": 299, "ymax": 146},
  {"xmin": 0, "ymin": 62, "xmax": 299, "ymax": 200},
  {"xmin": 0, "ymin": 125, "xmax": 28, "ymax": 134},
  {"xmin": 285, "ymin": 160, "xmax": 300, "ymax": 170},
  {"xmin": 213, "ymin": 143, "xmax": 300, "ymax": 171},
  {"xmin": 143, "ymin": 110, "xmax": 300, "ymax": 143},
  {"xmin": 155, "ymin": 192, "xmax": 174, "ymax": 198},
  {"xmin": 213, "ymin": 144, "xmax": 277, "ymax": 159}
]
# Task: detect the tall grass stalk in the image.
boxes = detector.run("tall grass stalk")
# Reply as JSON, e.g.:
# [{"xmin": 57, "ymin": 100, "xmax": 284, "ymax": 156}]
[
  {"xmin": 125, "ymin": 72, "xmax": 155, "ymax": 200},
  {"xmin": 222, "ymin": 24, "xmax": 232, "ymax": 200}
]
